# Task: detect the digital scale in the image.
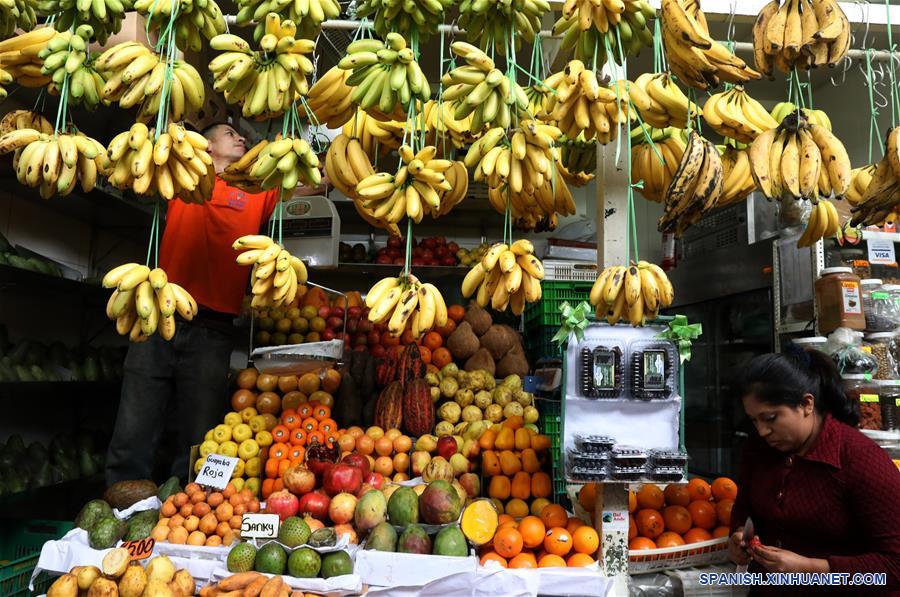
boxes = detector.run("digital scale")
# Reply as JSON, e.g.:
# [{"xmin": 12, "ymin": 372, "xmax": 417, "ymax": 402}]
[{"xmin": 279, "ymin": 193, "xmax": 340, "ymax": 267}]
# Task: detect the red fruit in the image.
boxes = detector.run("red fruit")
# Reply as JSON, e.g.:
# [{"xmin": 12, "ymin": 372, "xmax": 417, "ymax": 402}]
[
  {"xmin": 434, "ymin": 236, "xmax": 446, "ymax": 245},
  {"xmin": 441, "ymin": 257, "xmax": 456, "ymax": 266},
  {"xmin": 322, "ymin": 463, "xmax": 363, "ymax": 496},
  {"xmin": 421, "ymin": 249, "xmax": 434, "ymax": 261},
  {"xmin": 353, "ymin": 345, "xmax": 367, "ymax": 352},
  {"xmin": 749, "ymin": 537, "xmax": 762, "ymax": 548},
  {"xmin": 282, "ymin": 465, "xmax": 316, "ymax": 495},
  {"xmin": 328, "ymin": 492, "xmax": 357, "ymax": 525},
  {"xmin": 353, "ymin": 333, "xmax": 368, "ymax": 347},
  {"xmin": 264, "ymin": 490, "xmax": 299, "ymax": 520},
  {"xmin": 392, "ymin": 258, "xmax": 404, "ymax": 265},
  {"xmin": 435, "ymin": 246, "xmax": 449, "ymax": 258},
  {"xmin": 386, "ymin": 247, "xmax": 401, "ymax": 258},
  {"xmin": 437, "ymin": 435, "xmax": 458, "ymax": 459},
  {"xmin": 412, "ymin": 247, "xmax": 423, "ymax": 257},
  {"xmin": 330, "ymin": 307, "xmax": 344, "ymax": 317},
  {"xmin": 347, "ymin": 307, "xmax": 362, "ymax": 318},
  {"xmin": 321, "ymin": 329, "xmax": 335, "ymax": 341},
  {"xmin": 297, "ymin": 490, "xmax": 330, "ymax": 520},
  {"xmin": 334, "ymin": 332, "xmax": 344, "ymax": 340},
  {"xmin": 305, "ymin": 438, "xmax": 340, "ymax": 479},
  {"xmin": 364, "ymin": 472, "xmax": 385, "ymax": 489},
  {"xmin": 387, "ymin": 237, "xmax": 402, "ymax": 249},
  {"xmin": 317, "ymin": 306, "xmax": 331, "ymax": 319},
  {"xmin": 341, "ymin": 453, "xmax": 371, "ymax": 478},
  {"xmin": 411, "ymin": 258, "xmax": 425, "ymax": 266},
  {"xmin": 375, "ymin": 255, "xmax": 392, "ymax": 264},
  {"xmin": 346, "ymin": 318, "xmax": 358, "ymax": 334},
  {"xmin": 447, "ymin": 242, "xmax": 459, "ymax": 252},
  {"xmin": 367, "ymin": 331, "xmax": 380, "ymax": 346},
  {"xmin": 358, "ymin": 320, "xmax": 373, "ymax": 333},
  {"xmin": 327, "ymin": 316, "xmax": 343, "ymax": 330},
  {"xmin": 370, "ymin": 345, "xmax": 386, "ymax": 357}
]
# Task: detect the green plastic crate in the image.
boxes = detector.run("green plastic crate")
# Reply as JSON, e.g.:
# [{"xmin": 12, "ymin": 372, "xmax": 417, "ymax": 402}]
[
  {"xmin": 0, "ymin": 520, "xmax": 74, "ymax": 597},
  {"xmin": 524, "ymin": 326, "xmax": 561, "ymax": 363},
  {"xmin": 524, "ymin": 280, "xmax": 595, "ymax": 328},
  {"xmin": 537, "ymin": 398, "xmax": 565, "ymax": 504}
]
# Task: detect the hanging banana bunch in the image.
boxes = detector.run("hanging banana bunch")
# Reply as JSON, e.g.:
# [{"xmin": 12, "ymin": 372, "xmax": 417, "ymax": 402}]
[
  {"xmin": 849, "ymin": 127, "xmax": 900, "ymax": 226},
  {"xmin": 355, "ymin": 0, "xmax": 453, "ymax": 39},
  {"xmin": 0, "ymin": 110, "xmax": 53, "ymax": 135},
  {"xmin": 341, "ymin": 109, "xmax": 405, "ymax": 159},
  {"xmin": 0, "ymin": 26, "xmax": 58, "ymax": 87},
  {"xmin": 234, "ymin": 0, "xmax": 340, "ymax": 41},
  {"xmin": 0, "ymin": 65, "xmax": 13, "ymax": 98},
  {"xmin": 247, "ymin": 135, "xmax": 322, "ymax": 191},
  {"xmin": 631, "ymin": 73, "xmax": 700, "ymax": 129},
  {"xmin": 486, "ymin": 166, "xmax": 576, "ymax": 230},
  {"xmin": 366, "ymin": 275, "xmax": 448, "ymax": 337},
  {"xmin": 103, "ymin": 264, "xmax": 198, "ymax": 342},
  {"xmin": 631, "ymin": 129, "xmax": 686, "ymax": 203},
  {"xmin": 461, "ymin": 240, "xmax": 545, "ymax": 314},
  {"xmin": 797, "ymin": 199, "xmax": 841, "ymax": 247},
  {"xmin": 753, "ymin": 0, "xmax": 850, "ymax": 77},
  {"xmin": 39, "ymin": 25, "xmax": 108, "ymax": 111},
  {"xmin": 0, "ymin": 0, "xmax": 36, "ymax": 40},
  {"xmin": 209, "ymin": 16, "xmax": 316, "ymax": 119},
  {"xmin": 553, "ymin": 0, "xmax": 656, "ymax": 65},
  {"xmin": 422, "ymin": 99, "xmax": 479, "ymax": 150},
  {"xmin": 658, "ymin": 130, "xmax": 724, "ymax": 235},
  {"xmin": 133, "ymin": 0, "xmax": 226, "ymax": 52},
  {"xmin": 38, "ymin": 0, "xmax": 126, "ymax": 46},
  {"xmin": 702, "ymin": 86, "xmax": 778, "ymax": 144},
  {"xmin": 304, "ymin": 66, "xmax": 356, "ymax": 129},
  {"xmin": 95, "ymin": 42, "xmax": 205, "ymax": 123},
  {"xmin": 467, "ymin": 121, "xmax": 562, "ymax": 194},
  {"xmin": 235, "ymin": 235, "xmax": 308, "ymax": 309},
  {"xmin": 719, "ymin": 146, "xmax": 757, "ymax": 206},
  {"xmin": 589, "ymin": 261, "xmax": 675, "ymax": 326},
  {"xmin": 845, "ymin": 164, "xmax": 876, "ymax": 207},
  {"xmin": 458, "ymin": 0, "xmax": 549, "ymax": 54},
  {"xmin": 770, "ymin": 100, "xmax": 831, "ymax": 130},
  {"xmin": 559, "ymin": 133, "xmax": 598, "ymax": 182}
]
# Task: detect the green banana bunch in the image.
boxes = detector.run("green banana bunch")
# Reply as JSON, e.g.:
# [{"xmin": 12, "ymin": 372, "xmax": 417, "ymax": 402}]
[
  {"xmin": 458, "ymin": 0, "xmax": 549, "ymax": 53},
  {"xmin": 235, "ymin": 0, "xmax": 340, "ymax": 41},
  {"xmin": 355, "ymin": 0, "xmax": 453, "ymax": 39},
  {"xmin": 133, "ymin": 0, "xmax": 225, "ymax": 51},
  {"xmin": 35, "ymin": 0, "xmax": 129, "ymax": 46},
  {"xmin": 39, "ymin": 24, "xmax": 108, "ymax": 111},
  {"xmin": 209, "ymin": 14, "xmax": 316, "ymax": 119},
  {"xmin": 554, "ymin": 2, "xmax": 655, "ymax": 65},
  {"xmin": 770, "ymin": 100, "xmax": 832, "ymax": 131},
  {"xmin": 245, "ymin": 135, "xmax": 322, "ymax": 192},
  {"xmin": 0, "ymin": 0, "xmax": 37, "ymax": 40},
  {"xmin": 339, "ymin": 33, "xmax": 431, "ymax": 116},
  {"xmin": 561, "ymin": 134, "xmax": 598, "ymax": 176}
]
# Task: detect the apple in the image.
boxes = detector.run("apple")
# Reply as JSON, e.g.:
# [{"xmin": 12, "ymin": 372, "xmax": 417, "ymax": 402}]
[
  {"xmin": 318, "ymin": 306, "xmax": 331, "ymax": 319},
  {"xmin": 370, "ymin": 345, "xmax": 386, "ymax": 358},
  {"xmin": 421, "ymin": 249, "xmax": 434, "ymax": 261},
  {"xmin": 392, "ymin": 258, "xmax": 404, "ymax": 265},
  {"xmin": 412, "ymin": 247, "xmax": 423, "ymax": 257},
  {"xmin": 353, "ymin": 345, "xmax": 367, "ymax": 352},
  {"xmin": 411, "ymin": 258, "xmax": 425, "ymax": 266},
  {"xmin": 334, "ymin": 331, "xmax": 345, "ymax": 340},
  {"xmin": 387, "ymin": 237, "xmax": 402, "ymax": 249},
  {"xmin": 364, "ymin": 472, "xmax": 386, "ymax": 489},
  {"xmin": 375, "ymin": 254, "xmax": 392, "ymax": 264},
  {"xmin": 434, "ymin": 236, "xmax": 446, "ymax": 245},
  {"xmin": 437, "ymin": 435, "xmax": 458, "ymax": 459},
  {"xmin": 441, "ymin": 256, "xmax": 457, "ymax": 266},
  {"xmin": 435, "ymin": 246, "xmax": 449, "ymax": 258},
  {"xmin": 448, "ymin": 242, "xmax": 459, "ymax": 253},
  {"xmin": 326, "ymin": 316, "xmax": 343, "ymax": 330},
  {"xmin": 321, "ymin": 329, "xmax": 335, "ymax": 341},
  {"xmin": 348, "ymin": 306, "xmax": 362, "ymax": 318},
  {"xmin": 346, "ymin": 318, "xmax": 358, "ymax": 334},
  {"xmin": 367, "ymin": 331, "xmax": 380, "ymax": 346},
  {"xmin": 353, "ymin": 333, "xmax": 368, "ymax": 346},
  {"xmin": 421, "ymin": 238, "xmax": 436, "ymax": 249},
  {"xmin": 330, "ymin": 307, "xmax": 345, "ymax": 318},
  {"xmin": 358, "ymin": 319, "xmax": 373, "ymax": 333}
]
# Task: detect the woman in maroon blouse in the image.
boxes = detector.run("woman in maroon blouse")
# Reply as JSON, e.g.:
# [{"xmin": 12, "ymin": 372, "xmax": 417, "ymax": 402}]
[{"xmin": 729, "ymin": 346, "xmax": 900, "ymax": 595}]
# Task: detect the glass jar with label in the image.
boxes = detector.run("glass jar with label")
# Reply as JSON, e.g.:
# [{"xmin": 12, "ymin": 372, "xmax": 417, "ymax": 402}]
[
  {"xmin": 871, "ymin": 261, "xmax": 899, "ymax": 283},
  {"xmin": 815, "ymin": 267, "xmax": 866, "ymax": 334},
  {"xmin": 843, "ymin": 375, "xmax": 883, "ymax": 430},
  {"xmin": 865, "ymin": 333, "xmax": 899, "ymax": 379},
  {"xmin": 790, "ymin": 336, "xmax": 828, "ymax": 352},
  {"xmin": 861, "ymin": 279, "xmax": 886, "ymax": 331},
  {"xmin": 877, "ymin": 380, "xmax": 900, "ymax": 432}
]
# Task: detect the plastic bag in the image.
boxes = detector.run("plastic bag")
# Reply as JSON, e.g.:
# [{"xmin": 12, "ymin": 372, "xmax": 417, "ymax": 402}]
[{"xmin": 824, "ymin": 328, "xmax": 877, "ymax": 375}]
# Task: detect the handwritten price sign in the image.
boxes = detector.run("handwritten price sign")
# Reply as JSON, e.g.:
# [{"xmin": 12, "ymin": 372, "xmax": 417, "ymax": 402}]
[
  {"xmin": 194, "ymin": 454, "xmax": 238, "ymax": 490},
  {"xmin": 121, "ymin": 538, "xmax": 155, "ymax": 560}
]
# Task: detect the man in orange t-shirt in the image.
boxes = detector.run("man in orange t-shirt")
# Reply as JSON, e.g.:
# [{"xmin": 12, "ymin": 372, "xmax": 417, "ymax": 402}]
[{"xmin": 106, "ymin": 123, "xmax": 325, "ymax": 483}]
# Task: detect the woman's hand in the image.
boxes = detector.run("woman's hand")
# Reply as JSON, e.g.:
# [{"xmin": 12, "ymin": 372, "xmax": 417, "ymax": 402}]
[
  {"xmin": 751, "ymin": 544, "xmax": 830, "ymax": 573},
  {"xmin": 728, "ymin": 531, "xmax": 751, "ymax": 565}
]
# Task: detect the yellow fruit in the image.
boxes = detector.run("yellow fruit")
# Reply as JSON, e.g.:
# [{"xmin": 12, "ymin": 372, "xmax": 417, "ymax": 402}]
[
  {"xmin": 204, "ymin": 430, "xmax": 214, "ymax": 441},
  {"xmin": 232, "ymin": 424, "xmax": 253, "ymax": 443},
  {"xmin": 194, "ymin": 459, "xmax": 204, "ymax": 473},
  {"xmin": 231, "ymin": 477, "xmax": 245, "ymax": 491},
  {"xmin": 249, "ymin": 415, "xmax": 267, "ymax": 433},
  {"xmin": 245, "ymin": 457, "xmax": 261, "ymax": 477},
  {"xmin": 240, "ymin": 407, "xmax": 258, "ymax": 422},
  {"xmin": 213, "ymin": 425, "xmax": 232, "ymax": 443},
  {"xmin": 238, "ymin": 439, "xmax": 260, "ymax": 460},
  {"xmin": 199, "ymin": 440, "xmax": 219, "ymax": 458},
  {"xmin": 255, "ymin": 431, "xmax": 273, "ymax": 447},
  {"xmin": 244, "ymin": 478, "xmax": 260, "ymax": 496},
  {"xmin": 219, "ymin": 441, "xmax": 239, "ymax": 457},
  {"xmin": 223, "ymin": 412, "xmax": 242, "ymax": 427},
  {"xmin": 232, "ymin": 460, "xmax": 245, "ymax": 478}
]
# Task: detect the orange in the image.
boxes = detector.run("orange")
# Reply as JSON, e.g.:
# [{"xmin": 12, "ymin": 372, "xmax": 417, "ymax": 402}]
[
  {"xmin": 655, "ymin": 532, "xmax": 685, "ymax": 548},
  {"xmin": 480, "ymin": 551, "xmax": 507, "ymax": 568},
  {"xmin": 423, "ymin": 332, "xmax": 443, "ymax": 351},
  {"xmin": 289, "ymin": 428, "xmax": 307, "ymax": 446},
  {"xmin": 716, "ymin": 499, "xmax": 734, "ymax": 527},
  {"xmin": 662, "ymin": 505, "xmax": 692, "ymax": 535},
  {"xmin": 629, "ymin": 537, "xmax": 657, "ymax": 550},
  {"xmin": 711, "ymin": 477, "xmax": 738, "ymax": 502},
  {"xmin": 628, "ymin": 490, "xmax": 637, "ymax": 513},
  {"xmin": 683, "ymin": 528, "xmax": 713, "ymax": 544},
  {"xmin": 518, "ymin": 516, "xmax": 546, "ymax": 548},
  {"xmin": 435, "ymin": 319, "xmax": 456, "ymax": 337},
  {"xmin": 498, "ymin": 514, "xmax": 515, "ymax": 526},
  {"xmin": 374, "ymin": 436, "xmax": 394, "ymax": 457},
  {"xmin": 400, "ymin": 329, "xmax": 416, "ymax": 346},
  {"xmin": 298, "ymin": 372, "xmax": 320, "ymax": 395},
  {"xmin": 321, "ymin": 368, "xmax": 341, "ymax": 394},
  {"xmin": 713, "ymin": 526, "xmax": 730, "ymax": 538},
  {"xmin": 282, "ymin": 412, "xmax": 301, "ymax": 430},
  {"xmin": 493, "ymin": 527, "xmax": 524, "ymax": 559},
  {"xmin": 663, "ymin": 484, "xmax": 691, "ymax": 507},
  {"xmin": 538, "ymin": 554, "xmax": 567, "ymax": 568},
  {"xmin": 530, "ymin": 498, "xmax": 551, "ymax": 517},
  {"xmin": 301, "ymin": 417, "xmax": 318, "ymax": 433},
  {"xmin": 539, "ymin": 504, "xmax": 568, "ymax": 529},
  {"xmin": 628, "ymin": 517, "xmax": 637, "ymax": 540},
  {"xmin": 431, "ymin": 347, "xmax": 452, "ymax": 369},
  {"xmin": 636, "ymin": 485, "xmax": 665, "ymax": 510},
  {"xmin": 508, "ymin": 552, "xmax": 537, "ymax": 569},
  {"xmin": 572, "ymin": 526, "xmax": 599, "ymax": 555},
  {"xmin": 347, "ymin": 426, "xmax": 364, "ymax": 438},
  {"xmin": 687, "ymin": 501, "xmax": 717, "ymax": 530},
  {"xmin": 635, "ymin": 509, "xmax": 664, "ymax": 539},
  {"xmin": 687, "ymin": 478, "xmax": 712, "ymax": 502},
  {"xmin": 269, "ymin": 443, "xmax": 288, "ymax": 460},
  {"xmin": 578, "ymin": 483, "xmax": 597, "ymax": 512},
  {"xmin": 543, "ymin": 527, "xmax": 573, "ymax": 556},
  {"xmin": 393, "ymin": 434, "xmax": 412, "ymax": 453},
  {"xmin": 566, "ymin": 517, "xmax": 585, "ymax": 534},
  {"xmin": 418, "ymin": 345, "xmax": 432, "ymax": 364},
  {"xmin": 356, "ymin": 435, "xmax": 375, "ymax": 455},
  {"xmin": 567, "ymin": 553, "xmax": 595, "ymax": 567},
  {"xmin": 447, "ymin": 305, "xmax": 465, "ymax": 322},
  {"xmin": 505, "ymin": 499, "xmax": 529, "ymax": 518},
  {"xmin": 296, "ymin": 404, "xmax": 313, "ymax": 418}
]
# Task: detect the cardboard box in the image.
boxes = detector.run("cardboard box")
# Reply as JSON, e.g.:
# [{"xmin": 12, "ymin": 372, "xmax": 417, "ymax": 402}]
[{"xmin": 354, "ymin": 549, "xmax": 478, "ymax": 588}]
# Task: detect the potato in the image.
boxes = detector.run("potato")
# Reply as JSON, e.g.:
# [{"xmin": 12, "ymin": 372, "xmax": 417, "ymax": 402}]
[
  {"xmin": 142, "ymin": 579, "xmax": 174, "ymax": 597},
  {"xmin": 76, "ymin": 566, "xmax": 102, "ymax": 591},
  {"xmin": 87, "ymin": 577, "xmax": 119, "ymax": 597},
  {"xmin": 146, "ymin": 556, "xmax": 176, "ymax": 583},
  {"xmin": 102, "ymin": 548, "xmax": 131, "ymax": 578},
  {"xmin": 47, "ymin": 573, "xmax": 79, "ymax": 597},
  {"xmin": 118, "ymin": 564, "xmax": 148, "ymax": 597},
  {"xmin": 170, "ymin": 570, "xmax": 195, "ymax": 597}
]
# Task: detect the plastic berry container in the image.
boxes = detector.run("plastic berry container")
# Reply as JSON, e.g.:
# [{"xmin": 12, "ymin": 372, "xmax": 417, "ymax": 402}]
[
  {"xmin": 611, "ymin": 446, "xmax": 648, "ymax": 467},
  {"xmin": 574, "ymin": 434, "xmax": 616, "ymax": 454}
]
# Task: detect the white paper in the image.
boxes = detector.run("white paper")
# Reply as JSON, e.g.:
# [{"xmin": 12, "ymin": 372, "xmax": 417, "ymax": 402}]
[
  {"xmin": 868, "ymin": 238, "xmax": 897, "ymax": 265},
  {"xmin": 194, "ymin": 454, "xmax": 238, "ymax": 489},
  {"xmin": 354, "ymin": 549, "xmax": 477, "ymax": 588},
  {"xmin": 240, "ymin": 514, "xmax": 279, "ymax": 538},
  {"xmin": 209, "ymin": 567, "xmax": 362, "ymax": 596},
  {"xmin": 113, "ymin": 496, "xmax": 161, "ymax": 519}
]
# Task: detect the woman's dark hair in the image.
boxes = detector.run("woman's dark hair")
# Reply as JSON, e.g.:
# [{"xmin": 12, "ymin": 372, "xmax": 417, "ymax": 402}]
[{"xmin": 738, "ymin": 346, "xmax": 860, "ymax": 426}]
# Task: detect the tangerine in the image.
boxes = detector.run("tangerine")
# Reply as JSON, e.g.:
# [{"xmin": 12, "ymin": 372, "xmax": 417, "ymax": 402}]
[
  {"xmin": 540, "ymin": 504, "xmax": 568, "ymax": 529},
  {"xmin": 636, "ymin": 485, "xmax": 665, "ymax": 510},
  {"xmin": 566, "ymin": 516, "xmax": 585, "ymax": 534},
  {"xmin": 508, "ymin": 552, "xmax": 537, "ymax": 568},
  {"xmin": 518, "ymin": 516, "xmax": 546, "ymax": 549},
  {"xmin": 431, "ymin": 347, "xmax": 452, "ymax": 369},
  {"xmin": 716, "ymin": 499, "xmax": 734, "ymax": 527},
  {"xmin": 662, "ymin": 505, "xmax": 692, "ymax": 535},
  {"xmin": 629, "ymin": 537, "xmax": 657, "ymax": 550},
  {"xmin": 663, "ymin": 484, "xmax": 691, "ymax": 507},
  {"xmin": 628, "ymin": 490, "xmax": 637, "ymax": 513},
  {"xmin": 629, "ymin": 517, "xmax": 637, "ymax": 540},
  {"xmin": 505, "ymin": 499, "xmax": 529, "ymax": 518},
  {"xmin": 635, "ymin": 509, "xmax": 664, "ymax": 539},
  {"xmin": 423, "ymin": 332, "xmax": 443, "ymax": 351},
  {"xmin": 567, "ymin": 552, "xmax": 595, "ymax": 567},
  {"xmin": 498, "ymin": 514, "xmax": 515, "ymax": 526},
  {"xmin": 493, "ymin": 527, "xmax": 524, "ymax": 559},
  {"xmin": 655, "ymin": 532, "xmax": 685, "ymax": 548},
  {"xmin": 687, "ymin": 478, "xmax": 712, "ymax": 502},
  {"xmin": 447, "ymin": 305, "xmax": 465, "ymax": 322},
  {"xmin": 687, "ymin": 501, "xmax": 717, "ymax": 530},
  {"xmin": 543, "ymin": 527, "xmax": 573, "ymax": 556},
  {"xmin": 356, "ymin": 435, "xmax": 375, "ymax": 455},
  {"xmin": 713, "ymin": 526, "xmax": 731, "ymax": 538},
  {"xmin": 480, "ymin": 551, "xmax": 508, "ymax": 568},
  {"xmin": 538, "ymin": 554, "xmax": 567, "ymax": 568},
  {"xmin": 418, "ymin": 345, "xmax": 432, "ymax": 364},
  {"xmin": 572, "ymin": 526, "xmax": 599, "ymax": 555},
  {"xmin": 711, "ymin": 477, "xmax": 738, "ymax": 502},
  {"xmin": 683, "ymin": 528, "xmax": 713, "ymax": 544},
  {"xmin": 578, "ymin": 483, "xmax": 597, "ymax": 512}
]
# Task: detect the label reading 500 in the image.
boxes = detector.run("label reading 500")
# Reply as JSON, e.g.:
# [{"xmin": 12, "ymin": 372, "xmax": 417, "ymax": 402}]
[{"xmin": 194, "ymin": 454, "xmax": 238, "ymax": 490}]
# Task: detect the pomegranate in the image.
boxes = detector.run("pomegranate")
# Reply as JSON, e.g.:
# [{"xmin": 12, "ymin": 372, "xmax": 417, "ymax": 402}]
[
  {"xmin": 328, "ymin": 492, "xmax": 358, "ymax": 525},
  {"xmin": 297, "ymin": 491, "xmax": 330, "ymax": 521},
  {"xmin": 341, "ymin": 453, "xmax": 371, "ymax": 478},
  {"xmin": 322, "ymin": 463, "xmax": 363, "ymax": 496},
  {"xmin": 283, "ymin": 465, "xmax": 316, "ymax": 496},
  {"xmin": 333, "ymin": 523, "xmax": 358, "ymax": 544},
  {"xmin": 264, "ymin": 490, "xmax": 299, "ymax": 520},
  {"xmin": 306, "ymin": 437, "xmax": 339, "ymax": 480}
]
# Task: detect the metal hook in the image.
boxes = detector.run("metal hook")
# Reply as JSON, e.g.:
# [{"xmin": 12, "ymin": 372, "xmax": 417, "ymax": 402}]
[
  {"xmin": 726, "ymin": 0, "xmax": 737, "ymax": 43},
  {"xmin": 858, "ymin": 0, "xmax": 872, "ymax": 50},
  {"xmin": 830, "ymin": 54, "xmax": 852, "ymax": 86}
]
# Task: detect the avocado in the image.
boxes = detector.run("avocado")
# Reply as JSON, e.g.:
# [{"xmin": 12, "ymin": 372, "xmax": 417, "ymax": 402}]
[
  {"xmin": 125, "ymin": 509, "xmax": 159, "ymax": 541},
  {"xmin": 75, "ymin": 499, "xmax": 114, "ymax": 531},
  {"xmin": 83, "ymin": 356, "xmax": 99, "ymax": 382},
  {"xmin": 0, "ymin": 253, "xmax": 7, "ymax": 266},
  {"xmin": 88, "ymin": 517, "xmax": 127, "ymax": 549},
  {"xmin": 156, "ymin": 476, "xmax": 181, "ymax": 501},
  {"xmin": 103, "ymin": 479, "xmax": 158, "ymax": 510},
  {"xmin": 14, "ymin": 365, "xmax": 33, "ymax": 382},
  {"xmin": 0, "ymin": 231, "xmax": 9, "ymax": 252},
  {"xmin": 30, "ymin": 365, "xmax": 45, "ymax": 382},
  {"xmin": 33, "ymin": 460, "xmax": 52, "ymax": 488},
  {"xmin": 6, "ymin": 255, "xmax": 29, "ymax": 270},
  {"xmin": 79, "ymin": 450, "xmax": 97, "ymax": 477}
]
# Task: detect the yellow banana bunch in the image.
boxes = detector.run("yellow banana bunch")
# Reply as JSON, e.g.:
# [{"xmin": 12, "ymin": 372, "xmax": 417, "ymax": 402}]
[
  {"xmin": 40, "ymin": 0, "xmax": 126, "ymax": 46},
  {"xmin": 0, "ymin": 110, "xmax": 52, "ymax": 135},
  {"xmin": 658, "ymin": 130, "xmax": 724, "ymax": 236},
  {"xmin": 244, "ymin": 134, "xmax": 321, "ymax": 192},
  {"xmin": 234, "ymin": 235, "xmax": 307, "ymax": 310},
  {"xmin": 770, "ymin": 100, "xmax": 831, "ymax": 130},
  {"xmin": 589, "ymin": 261, "xmax": 675, "ymax": 326},
  {"xmin": 106, "ymin": 122, "xmax": 215, "ymax": 203},
  {"xmin": 355, "ymin": 0, "xmax": 453, "ymax": 39},
  {"xmin": 849, "ymin": 127, "xmax": 900, "ymax": 226},
  {"xmin": 0, "ymin": 127, "xmax": 107, "ymax": 198},
  {"xmin": 458, "ymin": 0, "xmax": 548, "ymax": 54},
  {"xmin": 661, "ymin": 0, "xmax": 760, "ymax": 90},
  {"xmin": 134, "ymin": 0, "xmax": 226, "ymax": 52},
  {"xmin": 554, "ymin": 0, "xmax": 655, "ymax": 64},
  {"xmin": 354, "ymin": 145, "xmax": 455, "ymax": 225},
  {"xmin": 209, "ymin": 15, "xmax": 316, "ymax": 119},
  {"xmin": 845, "ymin": 164, "xmax": 876, "ymax": 207},
  {"xmin": 797, "ymin": 199, "xmax": 841, "ymax": 247},
  {"xmin": 461, "ymin": 240, "xmax": 545, "ymax": 314},
  {"xmin": 753, "ymin": 0, "xmax": 849, "ymax": 77},
  {"xmin": 702, "ymin": 86, "xmax": 779, "ymax": 144},
  {"xmin": 39, "ymin": 25, "xmax": 108, "ymax": 111},
  {"xmin": 366, "ymin": 275, "xmax": 448, "ymax": 338},
  {"xmin": 341, "ymin": 109, "xmax": 405, "ymax": 159},
  {"xmin": 0, "ymin": 0, "xmax": 36, "ymax": 40},
  {"xmin": 221, "ymin": 139, "xmax": 268, "ymax": 194},
  {"xmin": 632, "ymin": 73, "xmax": 700, "ymax": 129},
  {"xmin": 442, "ymin": 41, "xmax": 529, "ymax": 132},
  {"xmin": 748, "ymin": 109, "xmax": 850, "ymax": 202},
  {"xmin": 0, "ymin": 25, "xmax": 57, "ymax": 87},
  {"xmin": 235, "ymin": 0, "xmax": 340, "ymax": 41},
  {"xmin": 486, "ymin": 166, "xmax": 575, "ymax": 231},
  {"xmin": 469, "ymin": 121, "xmax": 562, "ymax": 195},
  {"xmin": 557, "ymin": 160, "xmax": 594, "ymax": 187},
  {"xmin": 304, "ymin": 66, "xmax": 356, "ymax": 129},
  {"xmin": 103, "ymin": 264, "xmax": 198, "ymax": 342},
  {"xmin": 719, "ymin": 146, "xmax": 757, "ymax": 206},
  {"xmin": 631, "ymin": 132, "xmax": 686, "ymax": 203},
  {"xmin": 339, "ymin": 34, "xmax": 430, "ymax": 117},
  {"xmin": 96, "ymin": 42, "xmax": 205, "ymax": 123},
  {"xmin": 422, "ymin": 100, "xmax": 479, "ymax": 150}
]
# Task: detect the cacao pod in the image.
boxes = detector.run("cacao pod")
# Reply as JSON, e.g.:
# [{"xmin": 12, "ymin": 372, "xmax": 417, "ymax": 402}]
[
  {"xmin": 375, "ymin": 355, "xmax": 398, "ymax": 388},
  {"xmin": 398, "ymin": 343, "xmax": 425, "ymax": 388},
  {"xmin": 374, "ymin": 381, "xmax": 403, "ymax": 430},
  {"xmin": 402, "ymin": 378, "xmax": 434, "ymax": 437}
]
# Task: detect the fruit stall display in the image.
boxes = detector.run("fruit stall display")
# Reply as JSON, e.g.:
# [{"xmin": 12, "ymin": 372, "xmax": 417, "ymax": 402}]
[{"xmin": 0, "ymin": 432, "xmax": 105, "ymax": 496}]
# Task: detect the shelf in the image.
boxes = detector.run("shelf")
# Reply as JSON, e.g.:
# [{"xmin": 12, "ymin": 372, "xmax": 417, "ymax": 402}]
[
  {"xmin": 0, "ymin": 381, "xmax": 121, "ymax": 399},
  {"xmin": 861, "ymin": 230, "xmax": 900, "ymax": 243},
  {"xmin": 0, "ymin": 263, "xmax": 108, "ymax": 303},
  {"xmin": 777, "ymin": 321, "xmax": 815, "ymax": 334},
  {"xmin": 311, "ymin": 263, "xmax": 470, "ymax": 278}
]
